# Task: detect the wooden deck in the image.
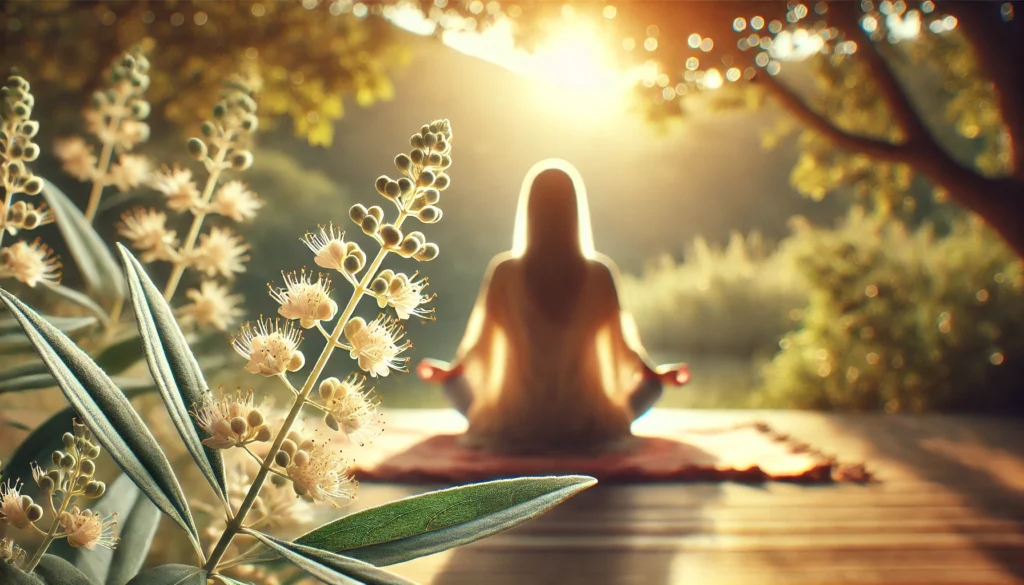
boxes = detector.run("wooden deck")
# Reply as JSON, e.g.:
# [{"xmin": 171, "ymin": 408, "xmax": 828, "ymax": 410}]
[{"xmin": 349, "ymin": 409, "xmax": 1024, "ymax": 585}]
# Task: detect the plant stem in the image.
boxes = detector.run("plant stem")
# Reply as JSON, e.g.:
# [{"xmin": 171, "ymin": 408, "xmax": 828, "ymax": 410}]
[
  {"xmin": 162, "ymin": 141, "xmax": 230, "ymax": 301},
  {"xmin": 83, "ymin": 90, "xmax": 128, "ymax": 223},
  {"xmin": 204, "ymin": 211, "xmax": 408, "ymax": 572},
  {"xmin": 24, "ymin": 467, "xmax": 80, "ymax": 572}
]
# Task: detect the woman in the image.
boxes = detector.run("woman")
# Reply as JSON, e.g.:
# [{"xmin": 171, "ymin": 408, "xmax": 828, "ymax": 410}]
[{"xmin": 418, "ymin": 159, "xmax": 689, "ymax": 454}]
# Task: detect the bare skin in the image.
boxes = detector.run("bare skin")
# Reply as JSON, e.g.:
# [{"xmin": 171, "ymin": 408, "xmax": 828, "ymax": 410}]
[{"xmin": 418, "ymin": 160, "xmax": 688, "ymax": 454}]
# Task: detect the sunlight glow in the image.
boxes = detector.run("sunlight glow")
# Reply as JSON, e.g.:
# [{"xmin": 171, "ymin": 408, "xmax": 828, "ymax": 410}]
[{"xmin": 385, "ymin": 3, "xmax": 640, "ymax": 119}]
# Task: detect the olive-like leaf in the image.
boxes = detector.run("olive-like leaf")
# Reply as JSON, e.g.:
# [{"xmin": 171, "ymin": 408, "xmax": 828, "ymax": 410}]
[
  {"xmin": 118, "ymin": 244, "xmax": 227, "ymax": 503},
  {"xmin": 0, "ymin": 371, "xmax": 56, "ymax": 395},
  {"xmin": 94, "ymin": 331, "xmax": 146, "ymax": 376},
  {"xmin": 53, "ymin": 474, "xmax": 161, "ymax": 585},
  {"xmin": 124, "ymin": 564, "xmax": 206, "ymax": 585},
  {"xmin": 41, "ymin": 178, "xmax": 127, "ymax": 306},
  {"xmin": 248, "ymin": 531, "xmax": 416, "ymax": 585},
  {"xmin": 0, "ymin": 315, "xmax": 97, "ymax": 351},
  {"xmin": 32, "ymin": 555, "xmax": 97, "ymax": 585},
  {"xmin": 0, "ymin": 562, "xmax": 42, "ymax": 584},
  {"xmin": 296, "ymin": 475, "xmax": 597, "ymax": 566},
  {"xmin": 0, "ymin": 289, "xmax": 200, "ymax": 550},
  {"xmin": 42, "ymin": 283, "xmax": 111, "ymax": 327}
]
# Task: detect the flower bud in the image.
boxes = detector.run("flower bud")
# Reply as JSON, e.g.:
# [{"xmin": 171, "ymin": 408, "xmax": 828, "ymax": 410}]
[
  {"xmin": 59, "ymin": 453, "xmax": 76, "ymax": 470},
  {"xmin": 427, "ymin": 152, "xmax": 443, "ymax": 167},
  {"xmin": 433, "ymin": 139, "xmax": 449, "ymax": 153},
  {"xmin": 293, "ymin": 482, "xmax": 308, "ymax": 497},
  {"xmin": 46, "ymin": 469, "xmax": 61, "ymax": 484},
  {"xmin": 275, "ymin": 450, "xmax": 291, "ymax": 467},
  {"xmin": 349, "ymin": 203, "xmax": 367, "ymax": 224},
  {"xmin": 374, "ymin": 176, "xmax": 390, "ymax": 196},
  {"xmin": 241, "ymin": 114, "xmax": 259, "ymax": 133},
  {"xmin": 230, "ymin": 151, "xmax": 254, "ymax": 171},
  {"xmin": 62, "ymin": 432, "xmax": 76, "ymax": 450},
  {"xmin": 344, "ymin": 317, "xmax": 367, "ymax": 340},
  {"xmin": 397, "ymin": 177, "xmax": 414, "ymax": 195},
  {"xmin": 86, "ymin": 444, "xmax": 101, "ymax": 459},
  {"xmin": 84, "ymin": 481, "xmax": 105, "ymax": 499},
  {"xmin": 247, "ymin": 410, "xmax": 264, "ymax": 428},
  {"xmin": 187, "ymin": 138, "xmax": 208, "ymax": 160},
  {"xmin": 360, "ymin": 215, "xmax": 379, "ymax": 235},
  {"xmin": 379, "ymin": 224, "xmax": 402, "ymax": 248},
  {"xmin": 52, "ymin": 451, "xmax": 64, "ymax": 466},
  {"xmin": 230, "ymin": 416, "xmax": 249, "ymax": 436},
  {"xmin": 80, "ymin": 460, "xmax": 96, "ymax": 477},
  {"xmin": 292, "ymin": 450, "xmax": 310, "ymax": 467},
  {"xmin": 434, "ymin": 173, "xmax": 450, "ymax": 190},
  {"xmin": 410, "ymin": 148, "xmax": 424, "ymax": 166},
  {"xmin": 130, "ymin": 100, "xmax": 151, "ymax": 120},
  {"xmin": 417, "ymin": 170, "xmax": 436, "ymax": 188},
  {"xmin": 422, "ymin": 189, "xmax": 440, "ymax": 205},
  {"xmin": 367, "ymin": 206, "xmax": 384, "ymax": 222},
  {"xmin": 414, "ymin": 243, "xmax": 439, "ymax": 262},
  {"xmin": 25, "ymin": 504, "xmax": 43, "ymax": 523},
  {"xmin": 23, "ymin": 177, "xmax": 43, "ymax": 196},
  {"xmin": 254, "ymin": 426, "xmax": 272, "ymax": 442},
  {"xmin": 280, "ymin": 439, "xmax": 297, "ymax": 457},
  {"xmin": 37, "ymin": 476, "xmax": 54, "ymax": 493},
  {"xmin": 370, "ymin": 277, "xmax": 389, "ymax": 295},
  {"xmin": 19, "ymin": 121, "xmax": 39, "ymax": 138},
  {"xmin": 342, "ymin": 254, "xmax": 362, "ymax": 274},
  {"xmin": 201, "ymin": 121, "xmax": 216, "ymax": 137},
  {"xmin": 410, "ymin": 134, "xmax": 424, "ymax": 149},
  {"xmin": 212, "ymin": 103, "xmax": 227, "ymax": 119},
  {"xmin": 319, "ymin": 377, "xmax": 339, "ymax": 400},
  {"xmin": 384, "ymin": 180, "xmax": 401, "ymax": 200},
  {"xmin": 395, "ymin": 153, "xmax": 411, "ymax": 173},
  {"xmin": 417, "ymin": 206, "xmax": 442, "ymax": 224},
  {"xmin": 399, "ymin": 237, "xmax": 421, "ymax": 257},
  {"xmin": 22, "ymin": 143, "xmax": 40, "ymax": 162}
]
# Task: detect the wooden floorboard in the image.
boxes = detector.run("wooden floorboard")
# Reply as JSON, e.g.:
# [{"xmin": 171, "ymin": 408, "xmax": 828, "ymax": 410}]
[{"xmin": 354, "ymin": 409, "xmax": 1024, "ymax": 585}]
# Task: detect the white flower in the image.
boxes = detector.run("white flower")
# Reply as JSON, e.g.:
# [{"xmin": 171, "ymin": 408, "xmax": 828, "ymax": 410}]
[
  {"xmin": 117, "ymin": 207, "xmax": 178, "ymax": 262},
  {"xmin": 191, "ymin": 388, "xmax": 271, "ymax": 449},
  {"xmin": 211, "ymin": 180, "xmax": 262, "ymax": 222},
  {"xmin": 270, "ymin": 270, "xmax": 338, "ymax": 329},
  {"xmin": 303, "ymin": 224, "xmax": 362, "ymax": 273},
  {"xmin": 192, "ymin": 227, "xmax": 249, "ymax": 278},
  {"xmin": 377, "ymin": 272, "xmax": 434, "ymax": 320},
  {"xmin": 232, "ymin": 318, "xmax": 305, "ymax": 377},
  {"xmin": 0, "ymin": 239, "xmax": 62, "ymax": 287},
  {"xmin": 107, "ymin": 153, "xmax": 152, "ymax": 192},
  {"xmin": 115, "ymin": 119, "xmax": 150, "ymax": 151},
  {"xmin": 318, "ymin": 375, "xmax": 382, "ymax": 446},
  {"xmin": 285, "ymin": 438, "xmax": 357, "ymax": 505},
  {"xmin": 58, "ymin": 506, "xmax": 119, "ymax": 550},
  {"xmin": 343, "ymin": 315, "xmax": 411, "ymax": 378},
  {"xmin": 0, "ymin": 479, "xmax": 32, "ymax": 529},
  {"xmin": 149, "ymin": 165, "xmax": 200, "ymax": 213},
  {"xmin": 53, "ymin": 136, "xmax": 97, "ymax": 182},
  {"xmin": 179, "ymin": 281, "xmax": 244, "ymax": 332}
]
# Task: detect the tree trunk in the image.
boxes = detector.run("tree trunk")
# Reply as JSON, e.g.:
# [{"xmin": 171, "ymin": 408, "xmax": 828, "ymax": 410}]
[{"xmin": 936, "ymin": 169, "xmax": 1024, "ymax": 258}]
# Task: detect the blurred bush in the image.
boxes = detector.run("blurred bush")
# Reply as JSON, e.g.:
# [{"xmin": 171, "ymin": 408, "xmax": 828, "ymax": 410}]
[
  {"xmin": 620, "ymin": 230, "xmax": 807, "ymax": 357},
  {"xmin": 756, "ymin": 208, "xmax": 1024, "ymax": 413}
]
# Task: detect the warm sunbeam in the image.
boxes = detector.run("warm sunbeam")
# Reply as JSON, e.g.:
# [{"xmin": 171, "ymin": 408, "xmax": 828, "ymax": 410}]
[{"xmin": 385, "ymin": 4, "xmax": 639, "ymax": 120}]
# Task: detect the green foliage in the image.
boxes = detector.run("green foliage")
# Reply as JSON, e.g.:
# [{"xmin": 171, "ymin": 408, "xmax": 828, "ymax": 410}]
[
  {"xmin": 621, "ymin": 231, "xmax": 806, "ymax": 357},
  {"xmin": 294, "ymin": 475, "xmax": 597, "ymax": 567},
  {"xmin": 757, "ymin": 208, "xmax": 1024, "ymax": 412},
  {"xmin": 249, "ymin": 531, "xmax": 417, "ymax": 585}
]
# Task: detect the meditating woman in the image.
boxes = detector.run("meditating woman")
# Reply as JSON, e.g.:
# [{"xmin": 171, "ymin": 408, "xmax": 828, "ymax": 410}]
[{"xmin": 417, "ymin": 159, "xmax": 689, "ymax": 454}]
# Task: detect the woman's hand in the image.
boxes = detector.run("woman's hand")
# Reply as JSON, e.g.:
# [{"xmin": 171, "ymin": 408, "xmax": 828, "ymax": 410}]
[
  {"xmin": 653, "ymin": 363, "xmax": 690, "ymax": 386},
  {"xmin": 416, "ymin": 358, "xmax": 463, "ymax": 383}
]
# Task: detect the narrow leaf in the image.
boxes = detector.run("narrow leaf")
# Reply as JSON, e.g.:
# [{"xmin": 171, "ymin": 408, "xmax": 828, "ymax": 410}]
[
  {"xmin": 0, "ymin": 417, "xmax": 31, "ymax": 431},
  {"xmin": 249, "ymin": 531, "xmax": 416, "ymax": 585},
  {"xmin": 0, "ymin": 289, "xmax": 201, "ymax": 550},
  {"xmin": 0, "ymin": 373, "xmax": 57, "ymax": 395},
  {"xmin": 124, "ymin": 564, "xmax": 206, "ymax": 585},
  {"xmin": 94, "ymin": 331, "xmax": 146, "ymax": 376},
  {"xmin": 41, "ymin": 178, "xmax": 127, "ymax": 306},
  {"xmin": 32, "ymin": 555, "xmax": 96, "ymax": 585},
  {"xmin": 0, "ymin": 562, "xmax": 43, "ymax": 584},
  {"xmin": 296, "ymin": 475, "xmax": 597, "ymax": 566},
  {"xmin": 0, "ymin": 315, "xmax": 97, "ymax": 351},
  {"xmin": 118, "ymin": 244, "xmax": 227, "ymax": 502},
  {"xmin": 0, "ymin": 387, "xmax": 154, "ymax": 490},
  {"xmin": 53, "ymin": 474, "xmax": 161, "ymax": 585}
]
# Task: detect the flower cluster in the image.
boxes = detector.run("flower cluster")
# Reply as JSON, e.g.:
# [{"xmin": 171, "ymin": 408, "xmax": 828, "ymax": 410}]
[
  {"xmin": 118, "ymin": 76, "xmax": 262, "ymax": 332},
  {"xmin": 207, "ymin": 120, "xmax": 452, "ymax": 521},
  {"xmin": 53, "ymin": 48, "xmax": 153, "ymax": 221},
  {"xmin": 0, "ymin": 74, "xmax": 60, "ymax": 288},
  {"xmin": 0, "ymin": 422, "xmax": 118, "ymax": 571}
]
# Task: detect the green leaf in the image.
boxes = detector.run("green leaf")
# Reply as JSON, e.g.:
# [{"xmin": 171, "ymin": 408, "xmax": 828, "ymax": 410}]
[
  {"xmin": 118, "ymin": 244, "xmax": 227, "ymax": 503},
  {"xmin": 52, "ymin": 474, "xmax": 161, "ymax": 585},
  {"xmin": 0, "ymin": 371, "xmax": 56, "ymax": 395},
  {"xmin": 0, "ymin": 387, "xmax": 155, "ymax": 490},
  {"xmin": 296, "ymin": 475, "xmax": 597, "ymax": 566},
  {"xmin": 0, "ymin": 416, "xmax": 31, "ymax": 431},
  {"xmin": 0, "ymin": 289, "xmax": 201, "ymax": 551},
  {"xmin": 248, "ymin": 531, "xmax": 416, "ymax": 585},
  {"xmin": 0, "ymin": 562, "xmax": 43, "ymax": 584},
  {"xmin": 0, "ymin": 315, "xmax": 97, "ymax": 351},
  {"xmin": 124, "ymin": 564, "xmax": 206, "ymax": 585},
  {"xmin": 40, "ymin": 178, "xmax": 127, "ymax": 307},
  {"xmin": 32, "ymin": 555, "xmax": 96, "ymax": 585}
]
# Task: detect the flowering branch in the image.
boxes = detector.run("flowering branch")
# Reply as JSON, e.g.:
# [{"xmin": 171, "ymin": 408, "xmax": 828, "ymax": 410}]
[{"xmin": 202, "ymin": 119, "xmax": 452, "ymax": 573}]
